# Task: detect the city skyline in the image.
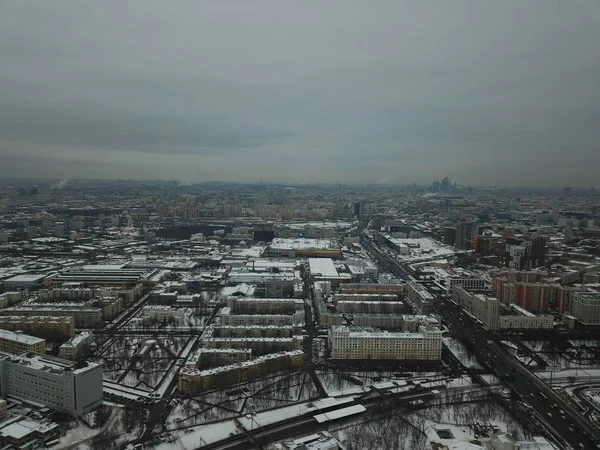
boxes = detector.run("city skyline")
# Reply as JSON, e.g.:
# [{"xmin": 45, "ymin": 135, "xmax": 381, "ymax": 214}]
[{"xmin": 1, "ymin": 1, "xmax": 599, "ymax": 187}]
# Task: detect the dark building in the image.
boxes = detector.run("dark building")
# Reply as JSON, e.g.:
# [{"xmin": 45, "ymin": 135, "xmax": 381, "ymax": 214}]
[
  {"xmin": 455, "ymin": 220, "xmax": 477, "ymax": 250},
  {"xmin": 443, "ymin": 227, "xmax": 456, "ymax": 246},
  {"xmin": 354, "ymin": 202, "xmax": 362, "ymax": 218}
]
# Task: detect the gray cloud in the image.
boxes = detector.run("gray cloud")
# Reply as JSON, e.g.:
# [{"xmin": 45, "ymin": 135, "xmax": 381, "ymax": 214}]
[{"xmin": 0, "ymin": 0, "xmax": 599, "ymax": 186}]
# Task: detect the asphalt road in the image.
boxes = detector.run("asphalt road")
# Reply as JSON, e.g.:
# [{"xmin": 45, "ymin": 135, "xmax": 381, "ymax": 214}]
[{"xmin": 436, "ymin": 297, "xmax": 600, "ymax": 450}]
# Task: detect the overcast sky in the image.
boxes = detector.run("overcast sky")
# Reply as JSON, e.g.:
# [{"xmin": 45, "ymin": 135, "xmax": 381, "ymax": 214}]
[{"xmin": 1, "ymin": 1, "xmax": 599, "ymax": 186}]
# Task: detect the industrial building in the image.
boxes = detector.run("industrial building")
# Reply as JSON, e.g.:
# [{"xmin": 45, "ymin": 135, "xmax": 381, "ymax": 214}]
[{"xmin": 0, "ymin": 352, "xmax": 103, "ymax": 417}]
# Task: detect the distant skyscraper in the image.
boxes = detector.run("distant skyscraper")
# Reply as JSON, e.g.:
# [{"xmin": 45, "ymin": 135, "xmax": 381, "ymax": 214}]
[{"xmin": 354, "ymin": 202, "xmax": 362, "ymax": 218}]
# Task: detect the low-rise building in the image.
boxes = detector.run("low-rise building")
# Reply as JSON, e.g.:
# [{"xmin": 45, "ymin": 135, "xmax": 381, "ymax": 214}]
[
  {"xmin": 0, "ymin": 330, "xmax": 45, "ymax": 355},
  {"xmin": 328, "ymin": 325, "xmax": 442, "ymax": 361}
]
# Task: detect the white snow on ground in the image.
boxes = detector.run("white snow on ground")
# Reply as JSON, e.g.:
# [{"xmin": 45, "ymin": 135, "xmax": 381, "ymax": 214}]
[
  {"xmin": 536, "ymin": 368, "xmax": 600, "ymax": 385},
  {"xmin": 583, "ymin": 389, "xmax": 600, "ymax": 408},
  {"xmin": 446, "ymin": 376, "xmax": 473, "ymax": 388},
  {"xmin": 443, "ymin": 338, "xmax": 482, "ymax": 369},
  {"xmin": 523, "ymin": 341, "xmax": 550, "ymax": 352},
  {"xmin": 55, "ymin": 423, "xmax": 100, "ymax": 449},
  {"xmin": 155, "ymin": 421, "xmax": 241, "ymax": 449},
  {"xmin": 500, "ymin": 340, "xmax": 519, "ymax": 350},
  {"xmin": 480, "ymin": 374, "xmax": 500, "ymax": 385},
  {"xmin": 568, "ymin": 340, "xmax": 600, "ymax": 347},
  {"xmin": 239, "ymin": 397, "xmax": 355, "ymax": 430}
]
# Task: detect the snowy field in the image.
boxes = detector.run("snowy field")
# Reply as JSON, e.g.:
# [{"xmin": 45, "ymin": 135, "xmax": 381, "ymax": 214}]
[
  {"xmin": 96, "ymin": 335, "xmax": 191, "ymax": 391},
  {"xmin": 330, "ymin": 399, "xmax": 535, "ymax": 450},
  {"xmin": 443, "ymin": 337, "xmax": 482, "ymax": 369},
  {"xmin": 523, "ymin": 339, "xmax": 600, "ymax": 369}
]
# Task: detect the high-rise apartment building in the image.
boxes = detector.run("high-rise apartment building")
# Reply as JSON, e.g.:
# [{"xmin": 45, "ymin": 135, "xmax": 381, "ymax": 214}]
[{"xmin": 455, "ymin": 220, "xmax": 478, "ymax": 250}]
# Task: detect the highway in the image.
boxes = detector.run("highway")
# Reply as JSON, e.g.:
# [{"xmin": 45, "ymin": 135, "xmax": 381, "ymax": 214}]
[
  {"xmin": 358, "ymin": 231, "xmax": 600, "ymax": 449},
  {"xmin": 436, "ymin": 296, "xmax": 600, "ymax": 450}
]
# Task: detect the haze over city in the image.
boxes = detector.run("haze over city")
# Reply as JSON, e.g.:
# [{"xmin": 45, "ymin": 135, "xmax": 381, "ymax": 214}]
[{"xmin": 1, "ymin": 0, "xmax": 599, "ymax": 186}]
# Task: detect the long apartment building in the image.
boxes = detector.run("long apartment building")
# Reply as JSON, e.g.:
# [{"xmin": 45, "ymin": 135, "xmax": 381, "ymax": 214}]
[
  {"xmin": 178, "ymin": 350, "xmax": 305, "ymax": 394},
  {"xmin": 329, "ymin": 325, "xmax": 442, "ymax": 361},
  {"xmin": 0, "ymin": 305, "xmax": 103, "ymax": 327},
  {"xmin": 0, "ymin": 330, "xmax": 45, "ymax": 355},
  {"xmin": 210, "ymin": 325, "xmax": 293, "ymax": 339},
  {"xmin": 339, "ymin": 283, "xmax": 405, "ymax": 295},
  {"xmin": 201, "ymin": 327, "xmax": 303, "ymax": 355},
  {"xmin": 219, "ymin": 307, "xmax": 304, "ymax": 327},
  {"xmin": 0, "ymin": 352, "xmax": 103, "ymax": 417},
  {"xmin": 225, "ymin": 297, "xmax": 303, "ymax": 314},
  {"xmin": 453, "ymin": 286, "xmax": 553, "ymax": 330},
  {"xmin": 185, "ymin": 348, "xmax": 252, "ymax": 369},
  {"xmin": 336, "ymin": 301, "xmax": 405, "ymax": 314},
  {"xmin": 0, "ymin": 316, "xmax": 75, "ymax": 341}
]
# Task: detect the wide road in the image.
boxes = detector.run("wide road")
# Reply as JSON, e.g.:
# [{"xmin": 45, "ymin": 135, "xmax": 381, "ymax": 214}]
[{"xmin": 436, "ymin": 296, "xmax": 600, "ymax": 450}]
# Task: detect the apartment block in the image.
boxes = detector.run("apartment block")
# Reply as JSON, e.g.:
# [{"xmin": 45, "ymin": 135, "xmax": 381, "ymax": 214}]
[
  {"xmin": 141, "ymin": 305, "xmax": 186, "ymax": 322},
  {"xmin": 178, "ymin": 350, "xmax": 305, "ymax": 394},
  {"xmin": 0, "ymin": 305, "xmax": 102, "ymax": 327},
  {"xmin": 59, "ymin": 331, "xmax": 93, "ymax": 360},
  {"xmin": 328, "ymin": 325, "xmax": 442, "ymax": 361},
  {"xmin": 0, "ymin": 352, "xmax": 103, "ymax": 417},
  {"xmin": 0, "ymin": 316, "xmax": 74, "ymax": 341},
  {"xmin": 226, "ymin": 297, "xmax": 303, "ymax": 314},
  {"xmin": 0, "ymin": 330, "xmax": 45, "ymax": 355},
  {"xmin": 210, "ymin": 325, "xmax": 293, "ymax": 339},
  {"xmin": 446, "ymin": 277, "xmax": 487, "ymax": 294},
  {"xmin": 339, "ymin": 283, "xmax": 405, "ymax": 295},
  {"xmin": 452, "ymin": 286, "xmax": 499, "ymax": 330},
  {"xmin": 571, "ymin": 292, "xmax": 600, "ymax": 326},
  {"xmin": 219, "ymin": 307, "xmax": 304, "ymax": 327},
  {"xmin": 336, "ymin": 301, "xmax": 405, "ymax": 314},
  {"xmin": 202, "ymin": 327, "xmax": 303, "ymax": 355},
  {"xmin": 406, "ymin": 282, "xmax": 434, "ymax": 314}
]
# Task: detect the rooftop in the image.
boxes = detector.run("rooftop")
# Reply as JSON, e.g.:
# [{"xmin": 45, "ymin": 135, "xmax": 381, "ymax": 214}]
[{"xmin": 0, "ymin": 329, "xmax": 45, "ymax": 346}]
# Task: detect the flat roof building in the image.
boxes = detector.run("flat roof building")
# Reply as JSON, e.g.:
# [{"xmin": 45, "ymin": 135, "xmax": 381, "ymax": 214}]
[{"xmin": 0, "ymin": 352, "xmax": 103, "ymax": 417}]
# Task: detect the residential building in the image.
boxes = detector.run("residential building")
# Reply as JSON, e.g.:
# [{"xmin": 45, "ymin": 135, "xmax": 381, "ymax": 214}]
[
  {"xmin": 0, "ymin": 305, "xmax": 102, "ymax": 327},
  {"xmin": 0, "ymin": 316, "xmax": 75, "ymax": 341},
  {"xmin": 328, "ymin": 325, "xmax": 442, "ymax": 361},
  {"xmin": 0, "ymin": 330, "xmax": 45, "ymax": 355},
  {"xmin": 452, "ymin": 286, "xmax": 499, "ymax": 330},
  {"xmin": 178, "ymin": 350, "xmax": 305, "ymax": 394},
  {"xmin": 406, "ymin": 282, "xmax": 434, "ymax": 314},
  {"xmin": 571, "ymin": 292, "xmax": 600, "ymax": 326},
  {"xmin": 59, "ymin": 331, "xmax": 93, "ymax": 360}
]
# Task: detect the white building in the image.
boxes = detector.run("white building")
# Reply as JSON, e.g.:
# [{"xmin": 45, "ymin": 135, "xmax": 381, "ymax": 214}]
[
  {"xmin": 141, "ymin": 305, "xmax": 186, "ymax": 323},
  {"xmin": 329, "ymin": 325, "xmax": 442, "ymax": 361},
  {"xmin": 0, "ymin": 352, "xmax": 103, "ymax": 417},
  {"xmin": 59, "ymin": 331, "xmax": 93, "ymax": 360},
  {"xmin": 571, "ymin": 291, "xmax": 600, "ymax": 325}
]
